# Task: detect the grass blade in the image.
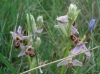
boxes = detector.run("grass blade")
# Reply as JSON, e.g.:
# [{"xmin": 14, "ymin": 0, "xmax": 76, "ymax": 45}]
[{"xmin": 0, "ymin": 53, "xmax": 17, "ymax": 74}]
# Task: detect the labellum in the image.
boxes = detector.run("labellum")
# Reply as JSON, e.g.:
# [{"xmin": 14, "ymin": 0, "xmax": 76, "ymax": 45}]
[
  {"xmin": 13, "ymin": 37, "xmax": 23, "ymax": 48},
  {"xmin": 25, "ymin": 47, "xmax": 35, "ymax": 57},
  {"xmin": 13, "ymin": 40, "xmax": 20, "ymax": 48},
  {"xmin": 70, "ymin": 35, "xmax": 81, "ymax": 45}
]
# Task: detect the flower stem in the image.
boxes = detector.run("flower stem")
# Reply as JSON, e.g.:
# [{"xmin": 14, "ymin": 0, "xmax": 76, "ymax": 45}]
[
  {"xmin": 60, "ymin": 38, "xmax": 72, "ymax": 74},
  {"xmin": 26, "ymin": 55, "xmax": 31, "ymax": 66}
]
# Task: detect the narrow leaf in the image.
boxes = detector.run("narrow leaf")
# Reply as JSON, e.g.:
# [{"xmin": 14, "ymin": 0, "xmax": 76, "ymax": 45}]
[{"xmin": 0, "ymin": 53, "xmax": 17, "ymax": 74}]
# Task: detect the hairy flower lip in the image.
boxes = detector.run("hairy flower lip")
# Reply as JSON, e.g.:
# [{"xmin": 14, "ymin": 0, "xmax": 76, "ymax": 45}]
[{"xmin": 18, "ymin": 45, "xmax": 35, "ymax": 57}]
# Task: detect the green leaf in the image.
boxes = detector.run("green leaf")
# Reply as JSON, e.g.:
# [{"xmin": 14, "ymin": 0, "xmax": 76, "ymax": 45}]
[
  {"xmin": 0, "ymin": 69, "xmax": 3, "ymax": 74},
  {"xmin": 0, "ymin": 53, "xmax": 17, "ymax": 74}
]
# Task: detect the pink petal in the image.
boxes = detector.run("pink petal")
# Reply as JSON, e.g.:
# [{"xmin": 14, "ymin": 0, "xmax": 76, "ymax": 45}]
[
  {"xmin": 82, "ymin": 43, "xmax": 91, "ymax": 56},
  {"xmin": 57, "ymin": 59, "xmax": 69, "ymax": 67},
  {"xmin": 71, "ymin": 25, "xmax": 79, "ymax": 35},
  {"xmin": 56, "ymin": 15, "xmax": 68, "ymax": 23},
  {"xmin": 18, "ymin": 46, "xmax": 27, "ymax": 57},
  {"xmin": 10, "ymin": 31, "xmax": 17, "ymax": 39},
  {"xmin": 17, "ymin": 26, "xmax": 22, "ymax": 34},
  {"xmin": 22, "ymin": 35, "xmax": 32, "ymax": 40},
  {"xmin": 34, "ymin": 28, "xmax": 43, "ymax": 38},
  {"xmin": 72, "ymin": 59, "xmax": 82, "ymax": 66},
  {"xmin": 54, "ymin": 23, "xmax": 66, "ymax": 28},
  {"xmin": 71, "ymin": 44, "xmax": 83, "ymax": 55},
  {"xmin": 36, "ymin": 28, "xmax": 43, "ymax": 33},
  {"xmin": 85, "ymin": 52, "xmax": 91, "ymax": 57}
]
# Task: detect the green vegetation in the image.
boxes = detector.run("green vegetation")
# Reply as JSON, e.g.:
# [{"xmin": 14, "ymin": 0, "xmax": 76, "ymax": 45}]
[{"xmin": 0, "ymin": 0, "xmax": 100, "ymax": 74}]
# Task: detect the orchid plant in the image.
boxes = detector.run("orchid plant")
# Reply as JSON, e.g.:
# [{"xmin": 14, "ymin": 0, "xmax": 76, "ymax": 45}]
[
  {"xmin": 10, "ymin": 13, "xmax": 43, "ymax": 74},
  {"xmin": 54, "ymin": 3, "xmax": 96, "ymax": 74},
  {"xmin": 10, "ymin": 3, "xmax": 96, "ymax": 74}
]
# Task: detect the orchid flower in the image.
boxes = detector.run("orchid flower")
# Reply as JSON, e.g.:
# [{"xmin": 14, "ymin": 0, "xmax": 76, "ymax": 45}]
[
  {"xmin": 34, "ymin": 27, "xmax": 43, "ymax": 38},
  {"xmin": 54, "ymin": 23, "xmax": 79, "ymax": 35},
  {"xmin": 57, "ymin": 57, "xmax": 82, "ymax": 67},
  {"xmin": 10, "ymin": 26, "xmax": 32, "ymax": 40},
  {"xmin": 54, "ymin": 15, "xmax": 79, "ymax": 35},
  {"xmin": 18, "ymin": 45, "xmax": 35, "ymax": 57},
  {"xmin": 88, "ymin": 19, "xmax": 96, "ymax": 31},
  {"xmin": 71, "ymin": 42, "xmax": 91, "ymax": 57},
  {"xmin": 18, "ymin": 37, "xmax": 35, "ymax": 57}
]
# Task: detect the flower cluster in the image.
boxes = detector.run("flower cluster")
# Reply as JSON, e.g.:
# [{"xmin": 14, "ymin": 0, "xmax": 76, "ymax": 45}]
[
  {"xmin": 10, "ymin": 15, "xmax": 43, "ymax": 57},
  {"xmin": 10, "ymin": 26, "xmax": 32, "ymax": 48},
  {"xmin": 10, "ymin": 3, "xmax": 96, "ymax": 74},
  {"xmin": 55, "ymin": 4, "xmax": 96, "ymax": 69},
  {"xmin": 10, "ymin": 26, "xmax": 35, "ymax": 57}
]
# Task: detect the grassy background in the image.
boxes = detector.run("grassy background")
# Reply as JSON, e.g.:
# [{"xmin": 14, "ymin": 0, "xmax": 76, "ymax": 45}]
[{"xmin": 0, "ymin": 0, "xmax": 100, "ymax": 74}]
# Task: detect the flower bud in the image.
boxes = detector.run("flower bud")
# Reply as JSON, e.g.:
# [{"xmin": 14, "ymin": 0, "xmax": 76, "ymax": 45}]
[
  {"xmin": 69, "ymin": 4, "xmax": 77, "ymax": 13},
  {"xmin": 26, "ymin": 13, "xmax": 36, "ymax": 31},
  {"xmin": 67, "ymin": 3, "xmax": 80, "ymax": 24},
  {"xmin": 37, "ymin": 16, "xmax": 43, "ymax": 24},
  {"xmin": 35, "ymin": 37, "xmax": 41, "ymax": 47},
  {"xmin": 88, "ymin": 19, "xmax": 96, "ymax": 31}
]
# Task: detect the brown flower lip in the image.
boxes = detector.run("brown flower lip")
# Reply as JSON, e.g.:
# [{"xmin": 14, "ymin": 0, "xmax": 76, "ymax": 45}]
[
  {"xmin": 13, "ymin": 37, "xmax": 23, "ymax": 48},
  {"xmin": 25, "ymin": 48, "xmax": 35, "ymax": 57}
]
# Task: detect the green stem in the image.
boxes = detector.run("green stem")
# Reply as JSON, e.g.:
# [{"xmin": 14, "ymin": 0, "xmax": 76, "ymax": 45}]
[
  {"xmin": 30, "ymin": 47, "xmax": 39, "ymax": 74},
  {"xmin": 25, "ymin": 0, "xmax": 32, "ymax": 69},
  {"xmin": 27, "ymin": 19, "xmax": 39, "ymax": 74},
  {"xmin": 27, "ymin": 55, "xmax": 31, "ymax": 66},
  {"xmin": 60, "ymin": 38, "xmax": 72, "ymax": 74}
]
